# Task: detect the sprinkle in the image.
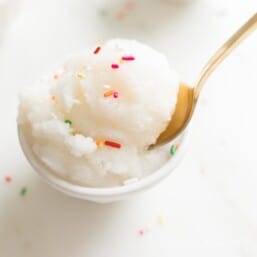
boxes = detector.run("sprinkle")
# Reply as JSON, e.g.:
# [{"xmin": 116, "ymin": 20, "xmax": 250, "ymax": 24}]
[
  {"xmin": 96, "ymin": 140, "xmax": 104, "ymax": 148},
  {"xmin": 200, "ymin": 168, "xmax": 206, "ymax": 175},
  {"xmin": 100, "ymin": 9, "xmax": 108, "ymax": 17},
  {"xmin": 20, "ymin": 187, "xmax": 27, "ymax": 197},
  {"xmin": 5, "ymin": 176, "xmax": 12, "ymax": 183},
  {"xmin": 157, "ymin": 213, "xmax": 164, "ymax": 224},
  {"xmin": 76, "ymin": 72, "xmax": 86, "ymax": 79},
  {"xmin": 104, "ymin": 140, "xmax": 121, "ymax": 149},
  {"xmin": 103, "ymin": 84, "xmax": 111, "ymax": 89},
  {"xmin": 64, "ymin": 120, "xmax": 72, "ymax": 126},
  {"xmin": 104, "ymin": 90, "xmax": 114, "ymax": 97},
  {"xmin": 138, "ymin": 229, "xmax": 145, "ymax": 236},
  {"xmin": 116, "ymin": 11, "xmax": 126, "ymax": 20},
  {"xmin": 125, "ymin": 0, "xmax": 136, "ymax": 11},
  {"xmin": 51, "ymin": 96, "xmax": 56, "ymax": 101},
  {"xmin": 86, "ymin": 66, "xmax": 93, "ymax": 71},
  {"xmin": 94, "ymin": 46, "xmax": 101, "ymax": 54},
  {"xmin": 113, "ymin": 92, "xmax": 119, "ymax": 98},
  {"xmin": 53, "ymin": 74, "xmax": 59, "ymax": 80},
  {"xmin": 122, "ymin": 56, "xmax": 135, "ymax": 61},
  {"xmin": 119, "ymin": 58, "xmax": 124, "ymax": 64},
  {"xmin": 111, "ymin": 64, "xmax": 119, "ymax": 69},
  {"xmin": 170, "ymin": 145, "xmax": 177, "ymax": 155}
]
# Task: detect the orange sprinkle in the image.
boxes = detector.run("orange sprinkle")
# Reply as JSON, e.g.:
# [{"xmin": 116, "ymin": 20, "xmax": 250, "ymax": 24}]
[
  {"xmin": 51, "ymin": 96, "xmax": 56, "ymax": 101},
  {"xmin": 53, "ymin": 74, "xmax": 59, "ymax": 80},
  {"xmin": 119, "ymin": 58, "xmax": 124, "ymax": 64},
  {"xmin": 104, "ymin": 90, "xmax": 114, "ymax": 97},
  {"xmin": 125, "ymin": 0, "xmax": 136, "ymax": 11},
  {"xmin": 116, "ymin": 11, "xmax": 126, "ymax": 20},
  {"xmin": 96, "ymin": 140, "xmax": 104, "ymax": 147}
]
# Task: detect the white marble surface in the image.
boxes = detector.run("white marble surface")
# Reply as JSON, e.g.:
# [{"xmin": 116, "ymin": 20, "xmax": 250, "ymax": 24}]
[{"xmin": 0, "ymin": 0, "xmax": 257, "ymax": 256}]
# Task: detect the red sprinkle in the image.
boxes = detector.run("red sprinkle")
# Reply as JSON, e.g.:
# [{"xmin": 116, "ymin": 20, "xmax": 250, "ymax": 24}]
[
  {"xmin": 5, "ymin": 176, "xmax": 12, "ymax": 183},
  {"xmin": 138, "ymin": 229, "xmax": 145, "ymax": 235},
  {"xmin": 104, "ymin": 140, "xmax": 121, "ymax": 149},
  {"xmin": 113, "ymin": 92, "xmax": 119, "ymax": 98},
  {"xmin": 111, "ymin": 64, "xmax": 119, "ymax": 69},
  {"xmin": 122, "ymin": 56, "xmax": 135, "ymax": 61},
  {"xmin": 94, "ymin": 46, "xmax": 101, "ymax": 54}
]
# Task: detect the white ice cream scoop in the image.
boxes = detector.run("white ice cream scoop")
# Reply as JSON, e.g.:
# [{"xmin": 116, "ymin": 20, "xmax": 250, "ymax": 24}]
[{"xmin": 18, "ymin": 39, "xmax": 184, "ymax": 200}]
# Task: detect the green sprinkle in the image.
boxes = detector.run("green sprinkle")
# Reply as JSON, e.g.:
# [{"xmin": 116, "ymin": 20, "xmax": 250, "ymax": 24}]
[
  {"xmin": 20, "ymin": 187, "xmax": 27, "ymax": 197},
  {"xmin": 64, "ymin": 120, "xmax": 72, "ymax": 126},
  {"xmin": 100, "ymin": 8, "xmax": 108, "ymax": 17},
  {"xmin": 170, "ymin": 145, "xmax": 177, "ymax": 155}
]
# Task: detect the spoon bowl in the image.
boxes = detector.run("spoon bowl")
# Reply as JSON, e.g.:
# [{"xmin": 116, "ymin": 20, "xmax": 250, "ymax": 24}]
[
  {"xmin": 155, "ymin": 12, "xmax": 257, "ymax": 147},
  {"xmin": 156, "ymin": 83, "xmax": 195, "ymax": 145}
]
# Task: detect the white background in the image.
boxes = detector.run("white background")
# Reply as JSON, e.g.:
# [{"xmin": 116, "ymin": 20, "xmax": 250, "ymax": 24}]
[{"xmin": 0, "ymin": 0, "xmax": 257, "ymax": 256}]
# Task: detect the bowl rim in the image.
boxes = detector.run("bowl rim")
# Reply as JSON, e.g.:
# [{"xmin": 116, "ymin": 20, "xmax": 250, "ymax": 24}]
[{"xmin": 18, "ymin": 125, "xmax": 189, "ymax": 198}]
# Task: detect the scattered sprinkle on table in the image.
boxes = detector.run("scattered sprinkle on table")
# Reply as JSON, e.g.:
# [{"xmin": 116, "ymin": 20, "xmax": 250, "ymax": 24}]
[
  {"xmin": 76, "ymin": 72, "xmax": 86, "ymax": 79},
  {"xmin": 94, "ymin": 46, "xmax": 101, "ymax": 54},
  {"xmin": 64, "ymin": 120, "xmax": 72, "ymax": 126},
  {"xmin": 125, "ymin": 0, "xmax": 136, "ymax": 11},
  {"xmin": 20, "ymin": 187, "xmax": 27, "ymax": 197},
  {"xmin": 5, "ymin": 176, "xmax": 12, "ymax": 183},
  {"xmin": 100, "ymin": 9, "xmax": 108, "ymax": 17},
  {"xmin": 116, "ymin": 11, "xmax": 126, "ymax": 21},
  {"xmin": 138, "ymin": 229, "xmax": 145, "ymax": 236},
  {"xmin": 51, "ymin": 96, "xmax": 56, "ymax": 101},
  {"xmin": 157, "ymin": 213, "xmax": 164, "ymax": 224},
  {"xmin": 170, "ymin": 144, "xmax": 177, "ymax": 155},
  {"xmin": 104, "ymin": 140, "xmax": 121, "ymax": 149},
  {"xmin": 200, "ymin": 167, "xmax": 206, "ymax": 175},
  {"xmin": 53, "ymin": 74, "xmax": 59, "ymax": 80},
  {"xmin": 111, "ymin": 64, "xmax": 119, "ymax": 69}
]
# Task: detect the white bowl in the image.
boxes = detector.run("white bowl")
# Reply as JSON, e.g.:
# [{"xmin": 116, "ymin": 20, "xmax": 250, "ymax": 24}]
[{"xmin": 18, "ymin": 125, "xmax": 189, "ymax": 203}]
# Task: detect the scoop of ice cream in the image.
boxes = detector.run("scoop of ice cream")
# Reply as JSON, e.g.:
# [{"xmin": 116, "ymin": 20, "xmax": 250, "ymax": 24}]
[{"xmin": 18, "ymin": 39, "xmax": 179, "ymax": 187}]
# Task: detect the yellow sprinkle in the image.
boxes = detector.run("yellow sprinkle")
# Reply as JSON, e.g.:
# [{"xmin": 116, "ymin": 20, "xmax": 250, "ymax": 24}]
[
  {"xmin": 76, "ymin": 73, "xmax": 86, "ymax": 79},
  {"xmin": 119, "ymin": 58, "xmax": 124, "ymax": 64},
  {"xmin": 96, "ymin": 140, "xmax": 104, "ymax": 148},
  {"xmin": 157, "ymin": 213, "xmax": 164, "ymax": 224}
]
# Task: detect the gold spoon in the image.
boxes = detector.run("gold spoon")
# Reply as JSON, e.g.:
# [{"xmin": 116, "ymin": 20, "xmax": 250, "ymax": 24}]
[{"xmin": 155, "ymin": 12, "xmax": 257, "ymax": 147}]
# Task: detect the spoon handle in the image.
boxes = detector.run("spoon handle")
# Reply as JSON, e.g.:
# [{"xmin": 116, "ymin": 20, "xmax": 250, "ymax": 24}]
[{"xmin": 194, "ymin": 12, "xmax": 257, "ymax": 100}]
